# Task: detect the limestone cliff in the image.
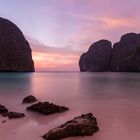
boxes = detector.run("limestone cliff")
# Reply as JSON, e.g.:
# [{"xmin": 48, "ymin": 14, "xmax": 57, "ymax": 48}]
[
  {"xmin": 79, "ymin": 33, "xmax": 140, "ymax": 72},
  {"xmin": 0, "ymin": 17, "xmax": 34, "ymax": 72}
]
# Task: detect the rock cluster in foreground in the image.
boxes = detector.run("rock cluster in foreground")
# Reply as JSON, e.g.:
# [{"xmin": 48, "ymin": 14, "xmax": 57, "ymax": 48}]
[
  {"xmin": 27, "ymin": 102, "xmax": 69, "ymax": 115},
  {"xmin": 42, "ymin": 113, "xmax": 99, "ymax": 140},
  {"xmin": 1, "ymin": 96, "xmax": 99, "ymax": 139},
  {"xmin": 79, "ymin": 33, "xmax": 140, "ymax": 72},
  {"xmin": 0, "ymin": 17, "xmax": 34, "ymax": 72}
]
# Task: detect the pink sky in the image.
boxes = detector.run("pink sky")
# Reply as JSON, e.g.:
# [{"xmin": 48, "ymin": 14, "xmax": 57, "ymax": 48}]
[{"xmin": 0, "ymin": 0, "xmax": 140, "ymax": 71}]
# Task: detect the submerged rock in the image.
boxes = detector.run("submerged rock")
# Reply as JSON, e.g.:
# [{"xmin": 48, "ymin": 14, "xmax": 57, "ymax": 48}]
[
  {"xmin": 0, "ymin": 104, "xmax": 8, "ymax": 114},
  {"xmin": 27, "ymin": 102, "xmax": 69, "ymax": 115},
  {"xmin": 2, "ymin": 112, "xmax": 25, "ymax": 119},
  {"xmin": 0, "ymin": 17, "xmax": 34, "ymax": 72},
  {"xmin": 42, "ymin": 113, "xmax": 99, "ymax": 140},
  {"xmin": 1, "ymin": 120, "xmax": 6, "ymax": 123},
  {"xmin": 22, "ymin": 95, "xmax": 37, "ymax": 103}
]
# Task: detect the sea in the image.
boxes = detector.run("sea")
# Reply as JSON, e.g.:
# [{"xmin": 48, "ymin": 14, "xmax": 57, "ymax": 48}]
[{"xmin": 0, "ymin": 72, "xmax": 140, "ymax": 140}]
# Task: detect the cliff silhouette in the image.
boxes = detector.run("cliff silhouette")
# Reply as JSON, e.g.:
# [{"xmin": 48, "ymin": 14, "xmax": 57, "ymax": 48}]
[
  {"xmin": 79, "ymin": 33, "xmax": 140, "ymax": 72},
  {"xmin": 0, "ymin": 17, "xmax": 34, "ymax": 72}
]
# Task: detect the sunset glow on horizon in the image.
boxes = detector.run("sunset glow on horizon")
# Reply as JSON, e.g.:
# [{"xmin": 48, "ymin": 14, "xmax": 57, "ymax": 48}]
[{"xmin": 0, "ymin": 0, "xmax": 140, "ymax": 71}]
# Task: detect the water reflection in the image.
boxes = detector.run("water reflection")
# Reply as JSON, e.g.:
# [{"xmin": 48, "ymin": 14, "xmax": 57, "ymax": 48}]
[
  {"xmin": 0, "ymin": 73, "xmax": 32, "ymax": 94},
  {"xmin": 79, "ymin": 72, "xmax": 140, "ymax": 99},
  {"xmin": 0, "ymin": 73, "xmax": 33, "ymax": 106}
]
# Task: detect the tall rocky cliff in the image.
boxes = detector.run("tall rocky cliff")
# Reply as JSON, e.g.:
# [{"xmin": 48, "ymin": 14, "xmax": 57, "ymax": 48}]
[
  {"xmin": 79, "ymin": 33, "xmax": 140, "ymax": 72},
  {"xmin": 0, "ymin": 17, "xmax": 35, "ymax": 72},
  {"xmin": 79, "ymin": 40, "xmax": 112, "ymax": 72}
]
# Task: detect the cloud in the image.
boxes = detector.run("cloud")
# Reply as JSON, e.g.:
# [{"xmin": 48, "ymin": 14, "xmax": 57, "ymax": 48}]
[{"xmin": 64, "ymin": 13, "xmax": 140, "ymax": 50}]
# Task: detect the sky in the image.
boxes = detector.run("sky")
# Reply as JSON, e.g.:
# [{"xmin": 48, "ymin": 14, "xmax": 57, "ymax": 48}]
[{"xmin": 0, "ymin": 0, "xmax": 140, "ymax": 71}]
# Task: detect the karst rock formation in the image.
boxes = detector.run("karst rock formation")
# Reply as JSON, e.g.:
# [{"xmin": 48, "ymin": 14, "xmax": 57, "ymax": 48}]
[
  {"xmin": 0, "ymin": 17, "xmax": 34, "ymax": 72},
  {"xmin": 79, "ymin": 33, "xmax": 140, "ymax": 72}
]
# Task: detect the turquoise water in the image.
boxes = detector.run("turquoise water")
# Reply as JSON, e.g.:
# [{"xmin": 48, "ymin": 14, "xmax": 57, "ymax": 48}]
[{"xmin": 0, "ymin": 72, "xmax": 140, "ymax": 140}]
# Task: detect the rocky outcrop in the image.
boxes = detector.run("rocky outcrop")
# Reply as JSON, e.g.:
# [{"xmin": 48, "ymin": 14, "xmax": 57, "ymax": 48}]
[
  {"xmin": 0, "ymin": 104, "xmax": 25, "ymax": 119},
  {"xmin": 0, "ymin": 17, "xmax": 34, "ymax": 72},
  {"xmin": 79, "ymin": 33, "xmax": 140, "ymax": 72},
  {"xmin": 42, "ymin": 113, "xmax": 99, "ymax": 140},
  {"xmin": 111, "ymin": 33, "xmax": 140, "ymax": 72},
  {"xmin": 2, "ymin": 112, "xmax": 25, "ymax": 119},
  {"xmin": 22, "ymin": 95, "xmax": 37, "ymax": 104},
  {"xmin": 27, "ymin": 102, "xmax": 69, "ymax": 115},
  {"xmin": 79, "ymin": 40, "xmax": 112, "ymax": 72},
  {"xmin": 0, "ymin": 104, "xmax": 8, "ymax": 114}
]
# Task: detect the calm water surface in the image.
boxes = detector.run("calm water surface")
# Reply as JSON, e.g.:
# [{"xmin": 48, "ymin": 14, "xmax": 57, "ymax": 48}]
[{"xmin": 0, "ymin": 72, "xmax": 140, "ymax": 140}]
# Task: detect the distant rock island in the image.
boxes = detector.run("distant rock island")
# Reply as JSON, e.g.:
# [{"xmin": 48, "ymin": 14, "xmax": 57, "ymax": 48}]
[
  {"xmin": 79, "ymin": 33, "xmax": 140, "ymax": 72},
  {"xmin": 0, "ymin": 17, "xmax": 34, "ymax": 72}
]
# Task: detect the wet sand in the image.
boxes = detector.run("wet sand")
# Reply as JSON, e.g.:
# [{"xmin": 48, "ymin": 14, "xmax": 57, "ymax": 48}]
[{"xmin": 0, "ymin": 95, "xmax": 140, "ymax": 140}]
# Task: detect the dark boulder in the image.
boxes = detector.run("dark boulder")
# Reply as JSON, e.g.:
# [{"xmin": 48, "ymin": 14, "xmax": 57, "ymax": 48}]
[
  {"xmin": 0, "ymin": 104, "xmax": 25, "ymax": 119},
  {"xmin": 2, "ymin": 111, "xmax": 25, "ymax": 119},
  {"xmin": 0, "ymin": 17, "xmax": 34, "ymax": 72},
  {"xmin": 79, "ymin": 40, "xmax": 112, "ymax": 72},
  {"xmin": 22, "ymin": 95, "xmax": 37, "ymax": 103},
  {"xmin": 0, "ymin": 104, "xmax": 8, "ymax": 114},
  {"xmin": 27, "ymin": 102, "xmax": 69, "ymax": 115},
  {"xmin": 42, "ymin": 113, "xmax": 99, "ymax": 140}
]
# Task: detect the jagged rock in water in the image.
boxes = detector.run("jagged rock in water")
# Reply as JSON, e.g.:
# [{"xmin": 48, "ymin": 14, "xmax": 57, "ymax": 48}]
[
  {"xmin": 22, "ymin": 95, "xmax": 37, "ymax": 103},
  {"xmin": 0, "ymin": 104, "xmax": 8, "ymax": 114},
  {"xmin": 26, "ymin": 102, "xmax": 69, "ymax": 115},
  {"xmin": 111, "ymin": 33, "xmax": 140, "ymax": 72},
  {"xmin": 79, "ymin": 40, "xmax": 112, "ymax": 72},
  {"xmin": 2, "ymin": 112, "xmax": 25, "ymax": 119},
  {"xmin": 42, "ymin": 113, "xmax": 99, "ymax": 140},
  {"xmin": 0, "ymin": 17, "xmax": 34, "ymax": 72}
]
